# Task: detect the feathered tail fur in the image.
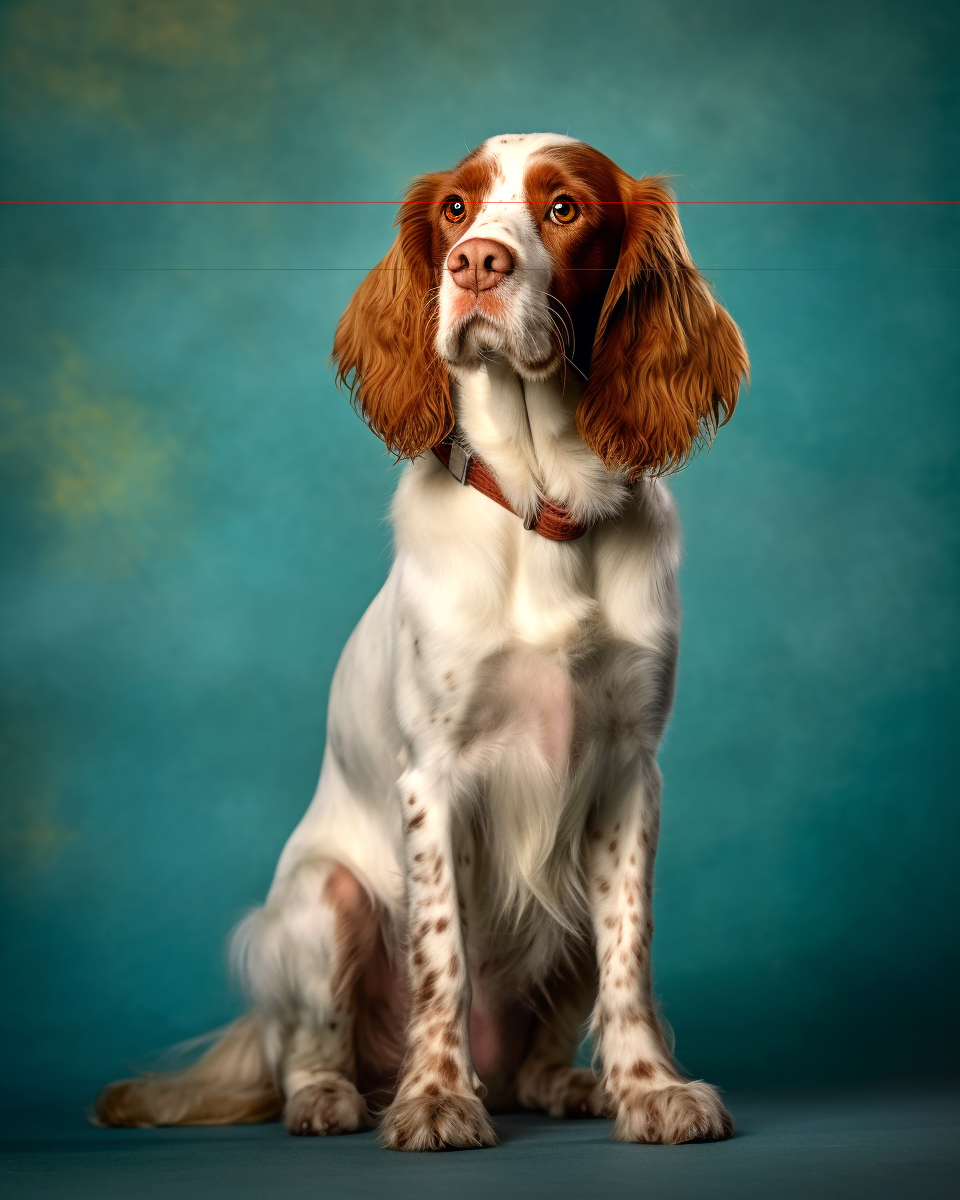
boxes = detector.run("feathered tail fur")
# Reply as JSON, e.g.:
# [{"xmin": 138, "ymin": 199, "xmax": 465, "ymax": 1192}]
[{"xmin": 93, "ymin": 1014, "xmax": 282, "ymax": 1128}]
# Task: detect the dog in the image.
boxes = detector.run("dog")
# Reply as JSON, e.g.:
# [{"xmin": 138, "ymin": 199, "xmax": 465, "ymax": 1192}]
[{"xmin": 96, "ymin": 133, "xmax": 748, "ymax": 1150}]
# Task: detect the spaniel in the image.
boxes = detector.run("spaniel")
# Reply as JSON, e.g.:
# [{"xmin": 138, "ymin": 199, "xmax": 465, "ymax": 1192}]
[{"xmin": 96, "ymin": 133, "xmax": 748, "ymax": 1150}]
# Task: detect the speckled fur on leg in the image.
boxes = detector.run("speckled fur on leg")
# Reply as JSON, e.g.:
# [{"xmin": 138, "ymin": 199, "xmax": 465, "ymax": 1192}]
[
  {"xmin": 588, "ymin": 764, "xmax": 733, "ymax": 1144},
  {"xmin": 379, "ymin": 768, "xmax": 497, "ymax": 1152}
]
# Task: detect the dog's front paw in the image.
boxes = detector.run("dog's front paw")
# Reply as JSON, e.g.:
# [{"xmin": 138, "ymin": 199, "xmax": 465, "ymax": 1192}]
[
  {"xmin": 284, "ymin": 1077, "xmax": 372, "ymax": 1136},
  {"xmin": 379, "ymin": 1090, "xmax": 498, "ymax": 1151},
  {"xmin": 612, "ymin": 1080, "xmax": 732, "ymax": 1144}
]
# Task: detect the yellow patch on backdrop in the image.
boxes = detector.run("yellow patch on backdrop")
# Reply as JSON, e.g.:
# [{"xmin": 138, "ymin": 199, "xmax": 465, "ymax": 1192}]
[
  {"xmin": 1, "ymin": 0, "xmax": 250, "ymax": 120},
  {"xmin": 0, "ymin": 341, "xmax": 183, "ymax": 573},
  {"xmin": 0, "ymin": 715, "xmax": 77, "ymax": 881}
]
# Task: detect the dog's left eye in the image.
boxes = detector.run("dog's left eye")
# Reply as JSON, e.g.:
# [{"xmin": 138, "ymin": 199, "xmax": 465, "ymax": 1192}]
[
  {"xmin": 549, "ymin": 197, "xmax": 579, "ymax": 224},
  {"xmin": 442, "ymin": 197, "xmax": 467, "ymax": 224}
]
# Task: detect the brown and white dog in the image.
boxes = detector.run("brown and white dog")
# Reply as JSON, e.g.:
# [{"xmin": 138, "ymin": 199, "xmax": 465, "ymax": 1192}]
[{"xmin": 96, "ymin": 133, "xmax": 748, "ymax": 1150}]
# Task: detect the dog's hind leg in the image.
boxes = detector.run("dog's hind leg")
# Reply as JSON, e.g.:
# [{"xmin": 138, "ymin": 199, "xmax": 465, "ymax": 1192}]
[
  {"xmin": 236, "ymin": 859, "xmax": 380, "ymax": 1136},
  {"xmin": 516, "ymin": 952, "xmax": 606, "ymax": 1119}
]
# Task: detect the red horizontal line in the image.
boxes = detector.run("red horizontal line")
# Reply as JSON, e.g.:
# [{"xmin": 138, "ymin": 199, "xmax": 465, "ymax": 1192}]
[
  {"xmin": 1, "ymin": 267, "xmax": 957, "ymax": 272},
  {"xmin": 0, "ymin": 199, "xmax": 957, "ymax": 206}
]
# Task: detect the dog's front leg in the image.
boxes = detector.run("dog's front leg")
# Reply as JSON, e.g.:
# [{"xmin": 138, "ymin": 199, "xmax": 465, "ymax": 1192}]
[
  {"xmin": 379, "ymin": 767, "xmax": 497, "ymax": 1151},
  {"xmin": 589, "ymin": 760, "xmax": 733, "ymax": 1144}
]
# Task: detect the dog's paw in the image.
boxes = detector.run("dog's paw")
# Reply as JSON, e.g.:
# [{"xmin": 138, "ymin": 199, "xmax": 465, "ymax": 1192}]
[
  {"xmin": 612, "ymin": 1080, "xmax": 733, "ymax": 1144},
  {"xmin": 379, "ymin": 1090, "xmax": 498, "ymax": 1151},
  {"xmin": 284, "ymin": 1077, "xmax": 372, "ymax": 1136},
  {"xmin": 519, "ymin": 1065, "xmax": 609, "ymax": 1119}
]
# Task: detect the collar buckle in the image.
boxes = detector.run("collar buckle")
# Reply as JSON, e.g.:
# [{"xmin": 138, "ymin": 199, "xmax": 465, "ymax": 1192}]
[{"xmin": 447, "ymin": 438, "xmax": 472, "ymax": 485}]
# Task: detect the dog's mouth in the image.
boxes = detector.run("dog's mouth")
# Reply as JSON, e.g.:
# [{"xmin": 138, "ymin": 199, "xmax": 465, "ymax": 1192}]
[{"xmin": 441, "ymin": 311, "xmax": 560, "ymax": 379}]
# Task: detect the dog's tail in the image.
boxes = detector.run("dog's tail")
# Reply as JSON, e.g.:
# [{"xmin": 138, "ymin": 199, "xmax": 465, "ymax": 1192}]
[{"xmin": 93, "ymin": 1013, "xmax": 283, "ymax": 1127}]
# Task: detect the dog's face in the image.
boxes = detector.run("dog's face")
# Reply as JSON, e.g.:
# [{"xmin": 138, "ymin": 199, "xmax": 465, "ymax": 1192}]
[
  {"xmin": 333, "ymin": 134, "xmax": 748, "ymax": 476},
  {"xmin": 430, "ymin": 134, "xmax": 626, "ymax": 380}
]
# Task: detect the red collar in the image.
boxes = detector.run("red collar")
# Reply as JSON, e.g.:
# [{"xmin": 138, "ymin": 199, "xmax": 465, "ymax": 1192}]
[{"xmin": 432, "ymin": 433, "xmax": 590, "ymax": 542}]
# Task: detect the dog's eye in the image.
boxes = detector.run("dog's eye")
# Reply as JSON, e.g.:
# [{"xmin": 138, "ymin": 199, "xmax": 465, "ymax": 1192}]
[
  {"xmin": 549, "ymin": 197, "xmax": 579, "ymax": 225},
  {"xmin": 442, "ymin": 197, "xmax": 467, "ymax": 224}
]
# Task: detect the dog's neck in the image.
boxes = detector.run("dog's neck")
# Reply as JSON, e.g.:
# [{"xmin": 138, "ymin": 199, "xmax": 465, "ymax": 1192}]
[{"xmin": 452, "ymin": 357, "xmax": 629, "ymax": 527}]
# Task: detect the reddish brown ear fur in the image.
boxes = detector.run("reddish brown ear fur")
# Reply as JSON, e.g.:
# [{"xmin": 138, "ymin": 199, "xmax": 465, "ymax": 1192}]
[
  {"xmin": 578, "ymin": 176, "xmax": 748, "ymax": 476},
  {"xmin": 332, "ymin": 174, "xmax": 453, "ymax": 458}
]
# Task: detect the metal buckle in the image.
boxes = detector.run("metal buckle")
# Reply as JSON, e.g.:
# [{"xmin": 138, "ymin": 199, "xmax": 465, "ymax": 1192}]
[{"xmin": 448, "ymin": 440, "xmax": 471, "ymax": 485}]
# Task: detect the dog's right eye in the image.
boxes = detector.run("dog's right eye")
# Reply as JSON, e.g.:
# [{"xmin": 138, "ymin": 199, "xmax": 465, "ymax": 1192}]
[{"xmin": 442, "ymin": 197, "xmax": 467, "ymax": 224}]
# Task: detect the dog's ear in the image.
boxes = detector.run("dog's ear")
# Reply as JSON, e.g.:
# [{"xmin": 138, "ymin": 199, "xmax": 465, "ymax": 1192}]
[
  {"xmin": 333, "ymin": 174, "xmax": 453, "ymax": 458},
  {"xmin": 577, "ymin": 176, "xmax": 748, "ymax": 476}
]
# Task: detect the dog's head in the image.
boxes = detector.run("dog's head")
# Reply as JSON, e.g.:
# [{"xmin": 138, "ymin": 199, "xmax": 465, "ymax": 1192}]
[{"xmin": 333, "ymin": 133, "xmax": 748, "ymax": 476}]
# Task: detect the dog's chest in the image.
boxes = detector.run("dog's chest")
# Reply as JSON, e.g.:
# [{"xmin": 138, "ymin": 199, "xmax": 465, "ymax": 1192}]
[{"xmin": 399, "ymin": 531, "xmax": 659, "ymax": 775}]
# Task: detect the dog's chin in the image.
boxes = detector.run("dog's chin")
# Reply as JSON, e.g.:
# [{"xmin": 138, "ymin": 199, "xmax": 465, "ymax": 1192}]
[{"xmin": 440, "ymin": 317, "xmax": 560, "ymax": 381}]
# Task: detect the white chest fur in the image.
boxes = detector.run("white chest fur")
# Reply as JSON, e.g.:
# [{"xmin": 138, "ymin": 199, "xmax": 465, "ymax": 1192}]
[{"xmin": 382, "ymin": 362, "xmax": 683, "ymax": 933}]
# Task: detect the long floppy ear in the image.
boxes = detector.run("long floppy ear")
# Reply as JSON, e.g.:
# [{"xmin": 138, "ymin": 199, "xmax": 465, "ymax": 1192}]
[
  {"xmin": 577, "ymin": 176, "xmax": 748, "ymax": 476},
  {"xmin": 332, "ymin": 174, "xmax": 453, "ymax": 458}
]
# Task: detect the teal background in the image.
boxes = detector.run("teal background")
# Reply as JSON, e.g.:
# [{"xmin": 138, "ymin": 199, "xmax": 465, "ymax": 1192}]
[{"xmin": 0, "ymin": 0, "xmax": 957, "ymax": 1111}]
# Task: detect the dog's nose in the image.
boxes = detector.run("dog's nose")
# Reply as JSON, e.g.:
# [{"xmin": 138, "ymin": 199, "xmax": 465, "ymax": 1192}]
[{"xmin": 446, "ymin": 238, "xmax": 515, "ymax": 292}]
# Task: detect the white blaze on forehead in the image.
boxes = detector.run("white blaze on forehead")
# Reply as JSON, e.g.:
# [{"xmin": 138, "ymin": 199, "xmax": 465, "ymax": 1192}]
[
  {"xmin": 480, "ymin": 132, "xmax": 580, "ymax": 175},
  {"xmin": 452, "ymin": 133, "xmax": 581, "ymax": 266}
]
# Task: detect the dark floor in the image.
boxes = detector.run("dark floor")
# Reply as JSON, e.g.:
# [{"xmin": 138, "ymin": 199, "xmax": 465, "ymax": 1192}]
[{"xmin": 2, "ymin": 1088, "xmax": 957, "ymax": 1200}]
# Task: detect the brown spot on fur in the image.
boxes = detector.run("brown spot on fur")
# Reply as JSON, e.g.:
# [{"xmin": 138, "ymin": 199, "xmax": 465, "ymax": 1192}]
[
  {"xmin": 604, "ymin": 916, "xmax": 616, "ymax": 929},
  {"xmin": 630, "ymin": 1060, "xmax": 654, "ymax": 1080},
  {"xmin": 630, "ymin": 854, "xmax": 636, "ymax": 866},
  {"xmin": 436, "ymin": 1055, "xmax": 459, "ymax": 1087},
  {"xmin": 447, "ymin": 955, "xmax": 458, "ymax": 979},
  {"xmin": 407, "ymin": 810, "xmax": 426, "ymax": 829},
  {"xmin": 608, "ymin": 840, "xmax": 618, "ymax": 853},
  {"xmin": 435, "ymin": 917, "xmax": 450, "ymax": 933},
  {"xmin": 415, "ymin": 970, "xmax": 438, "ymax": 1008},
  {"xmin": 598, "ymin": 880, "xmax": 610, "ymax": 894},
  {"xmin": 414, "ymin": 853, "xmax": 424, "ymax": 862},
  {"xmin": 408, "ymin": 794, "xmax": 417, "ymax": 805}
]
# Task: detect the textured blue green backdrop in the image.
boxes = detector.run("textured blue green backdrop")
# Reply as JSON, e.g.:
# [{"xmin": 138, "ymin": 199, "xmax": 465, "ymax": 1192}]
[{"xmin": 1, "ymin": 0, "xmax": 958, "ymax": 1110}]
